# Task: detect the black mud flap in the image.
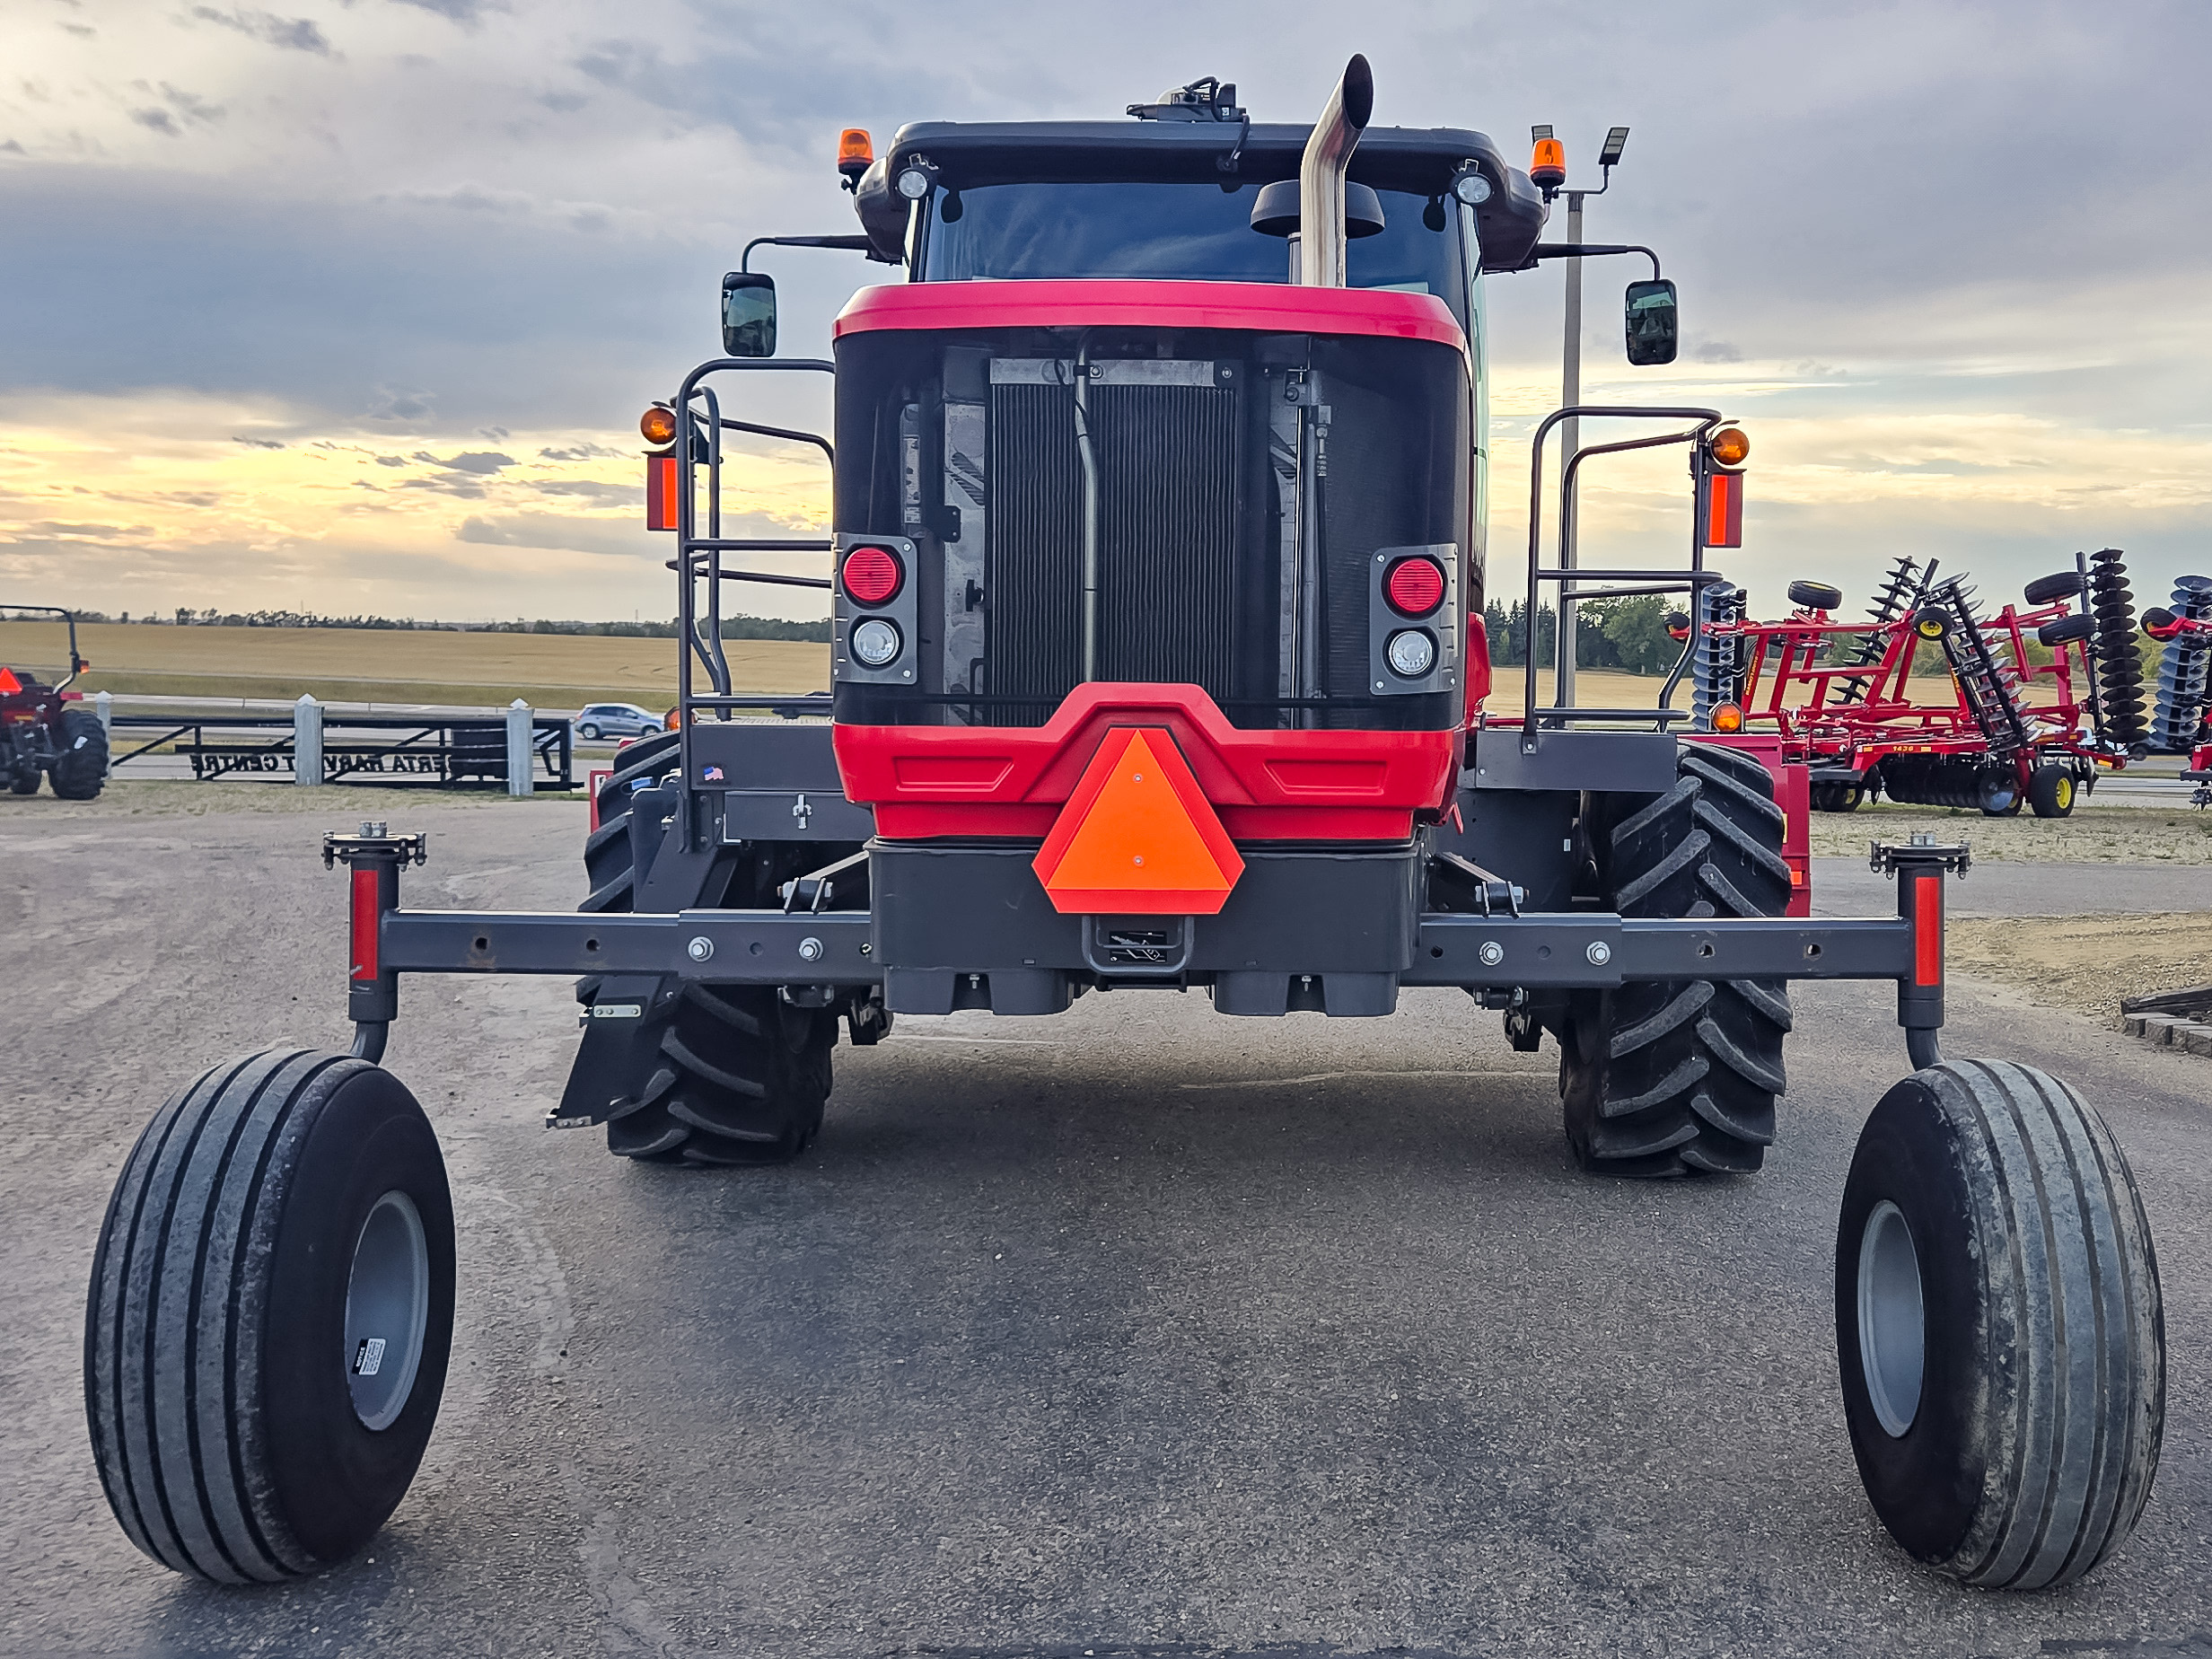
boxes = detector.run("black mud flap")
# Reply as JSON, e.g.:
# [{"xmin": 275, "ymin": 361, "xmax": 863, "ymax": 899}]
[{"xmin": 550, "ymin": 974, "xmax": 677, "ymax": 1129}]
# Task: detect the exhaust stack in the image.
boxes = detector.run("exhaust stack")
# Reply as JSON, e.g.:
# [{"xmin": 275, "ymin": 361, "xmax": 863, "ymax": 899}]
[{"xmin": 1296, "ymin": 54, "xmax": 1373, "ymax": 287}]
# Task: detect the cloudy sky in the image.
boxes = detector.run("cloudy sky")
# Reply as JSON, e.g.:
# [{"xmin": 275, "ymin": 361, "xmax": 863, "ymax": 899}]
[{"xmin": 3, "ymin": 0, "xmax": 2207, "ymax": 626}]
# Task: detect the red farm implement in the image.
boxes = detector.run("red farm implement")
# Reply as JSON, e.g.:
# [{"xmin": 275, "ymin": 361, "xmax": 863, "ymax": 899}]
[
  {"xmin": 1688, "ymin": 550, "xmax": 2149, "ymax": 816},
  {"xmin": 2144, "ymin": 582, "xmax": 2212, "ymax": 802}
]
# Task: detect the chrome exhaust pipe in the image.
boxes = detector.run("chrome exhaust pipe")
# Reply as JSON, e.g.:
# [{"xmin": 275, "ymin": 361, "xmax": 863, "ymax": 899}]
[{"xmin": 1296, "ymin": 54, "xmax": 1373, "ymax": 287}]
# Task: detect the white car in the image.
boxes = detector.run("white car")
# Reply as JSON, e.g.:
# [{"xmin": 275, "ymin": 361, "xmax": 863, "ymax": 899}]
[{"xmin": 572, "ymin": 702, "xmax": 662, "ymax": 741}]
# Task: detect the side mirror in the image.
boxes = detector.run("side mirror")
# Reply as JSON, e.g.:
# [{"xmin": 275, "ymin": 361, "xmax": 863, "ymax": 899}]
[
  {"xmin": 1624, "ymin": 277, "xmax": 1678, "ymax": 366},
  {"xmin": 721, "ymin": 272, "xmax": 777, "ymax": 358}
]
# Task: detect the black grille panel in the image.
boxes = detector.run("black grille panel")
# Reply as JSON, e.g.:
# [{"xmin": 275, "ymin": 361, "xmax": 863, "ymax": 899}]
[{"xmin": 988, "ymin": 370, "xmax": 1241, "ymax": 722}]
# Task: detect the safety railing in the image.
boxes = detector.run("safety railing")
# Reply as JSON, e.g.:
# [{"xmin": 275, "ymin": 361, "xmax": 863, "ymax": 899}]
[{"xmin": 1517, "ymin": 405, "xmax": 1727, "ymax": 752}]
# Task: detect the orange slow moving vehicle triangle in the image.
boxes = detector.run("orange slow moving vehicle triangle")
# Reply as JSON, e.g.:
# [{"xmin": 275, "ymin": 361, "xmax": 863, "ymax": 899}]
[{"xmin": 1032, "ymin": 728, "xmax": 1245, "ymax": 915}]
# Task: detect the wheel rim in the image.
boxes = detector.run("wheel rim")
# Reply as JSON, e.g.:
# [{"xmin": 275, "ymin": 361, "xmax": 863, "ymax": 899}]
[
  {"xmin": 1857, "ymin": 1198, "xmax": 1926, "ymax": 1437},
  {"xmin": 344, "ymin": 1189, "xmax": 431, "ymax": 1432},
  {"xmin": 2056, "ymin": 775, "xmax": 2074, "ymax": 810},
  {"xmin": 581, "ymin": 724, "xmax": 598, "ymax": 739}
]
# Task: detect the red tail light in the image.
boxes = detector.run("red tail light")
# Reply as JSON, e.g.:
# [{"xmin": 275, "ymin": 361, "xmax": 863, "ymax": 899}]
[
  {"xmin": 1384, "ymin": 556, "xmax": 1445, "ymax": 617},
  {"xmin": 842, "ymin": 545, "xmax": 903, "ymax": 605}
]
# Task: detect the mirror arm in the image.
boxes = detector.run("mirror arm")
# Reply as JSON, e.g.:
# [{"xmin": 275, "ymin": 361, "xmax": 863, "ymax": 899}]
[
  {"xmin": 1529, "ymin": 241, "xmax": 1662, "ymax": 279},
  {"xmin": 740, "ymin": 234, "xmax": 875, "ymax": 274}
]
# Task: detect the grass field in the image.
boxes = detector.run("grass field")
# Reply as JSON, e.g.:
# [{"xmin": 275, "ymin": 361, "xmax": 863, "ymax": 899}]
[{"xmin": 0, "ymin": 621, "xmax": 825, "ymax": 708}]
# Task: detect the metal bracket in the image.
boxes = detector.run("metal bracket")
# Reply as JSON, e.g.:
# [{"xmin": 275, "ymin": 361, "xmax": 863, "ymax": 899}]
[
  {"xmin": 322, "ymin": 824, "xmax": 427, "ymax": 869},
  {"xmin": 1081, "ymin": 916, "xmax": 1195, "ymax": 979},
  {"xmin": 1870, "ymin": 834, "xmax": 1971, "ymax": 878}
]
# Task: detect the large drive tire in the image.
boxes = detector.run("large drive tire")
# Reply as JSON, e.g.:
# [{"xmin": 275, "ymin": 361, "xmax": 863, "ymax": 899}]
[
  {"xmin": 1837, "ymin": 1061, "xmax": 2163, "ymax": 1588},
  {"xmin": 84, "ymin": 1050, "xmax": 455, "ymax": 1582},
  {"xmin": 603, "ymin": 986, "xmax": 833, "ymax": 1165},
  {"xmin": 576, "ymin": 731, "xmax": 837, "ymax": 1166},
  {"xmin": 1560, "ymin": 742, "xmax": 1794, "ymax": 1176},
  {"xmin": 49, "ymin": 706, "xmax": 108, "ymax": 799}
]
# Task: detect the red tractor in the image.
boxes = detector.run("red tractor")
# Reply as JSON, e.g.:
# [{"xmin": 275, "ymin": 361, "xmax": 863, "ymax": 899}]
[
  {"xmin": 0, "ymin": 604, "xmax": 108, "ymax": 800},
  {"xmin": 85, "ymin": 62, "xmax": 2163, "ymax": 1596}
]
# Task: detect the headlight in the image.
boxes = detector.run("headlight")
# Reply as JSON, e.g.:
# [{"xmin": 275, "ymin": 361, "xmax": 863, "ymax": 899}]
[
  {"xmin": 850, "ymin": 618, "xmax": 902, "ymax": 668},
  {"xmin": 895, "ymin": 166, "xmax": 933, "ymax": 201},
  {"xmin": 1451, "ymin": 171, "xmax": 1492, "ymax": 206},
  {"xmin": 1385, "ymin": 628, "xmax": 1437, "ymax": 679}
]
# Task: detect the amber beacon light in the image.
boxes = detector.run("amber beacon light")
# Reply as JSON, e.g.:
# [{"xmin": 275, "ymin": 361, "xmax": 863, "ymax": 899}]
[{"xmin": 838, "ymin": 128, "xmax": 873, "ymax": 189}]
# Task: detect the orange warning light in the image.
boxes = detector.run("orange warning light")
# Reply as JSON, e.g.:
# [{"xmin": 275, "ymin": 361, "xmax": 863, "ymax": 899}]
[
  {"xmin": 838, "ymin": 127, "xmax": 873, "ymax": 187},
  {"xmin": 1032, "ymin": 728, "xmax": 1244, "ymax": 915},
  {"xmin": 1530, "ymin": 136, "xmax": 1566, "ymax": 192}
]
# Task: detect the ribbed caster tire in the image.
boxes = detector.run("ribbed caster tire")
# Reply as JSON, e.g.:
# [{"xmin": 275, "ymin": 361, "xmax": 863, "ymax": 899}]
[
  {"xmin": 84, "ymin": 1050, "xmax": 455, "ymax": 1581},
  {"xmin": 1837, "ymin": 1060, "xmax": 2164, "ymax": 1588}
]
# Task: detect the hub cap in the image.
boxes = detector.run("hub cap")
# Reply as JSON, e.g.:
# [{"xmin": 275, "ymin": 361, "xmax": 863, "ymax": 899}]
[
  {"xmin": 1857, "ymin": 1198, "xmax": 1926, "ymax": 1437},
  {"xmin": 345, "ymin": 1189, "xmax": 430, "ymax": 1431}
]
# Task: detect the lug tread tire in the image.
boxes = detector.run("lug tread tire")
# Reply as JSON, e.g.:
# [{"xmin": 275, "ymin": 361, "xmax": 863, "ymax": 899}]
[
  {"xmin": 1561, "ymin": 743, "xmax": 1792, "ymax": 1177},
  {"xmin": 84, "ymin": 1049, "xmax": 453, "ymax": 1582},
  {"xmin": 1837, "ymin": 1061, "xmax": 2163, "ymax": 1589},
  {"xmin": 50, "ymin": 706, "xmax": 108, "ymax": 799}
]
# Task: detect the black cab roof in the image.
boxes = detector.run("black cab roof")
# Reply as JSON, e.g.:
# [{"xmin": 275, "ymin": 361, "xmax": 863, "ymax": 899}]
[{"xmin": 885, "ymin": 120, "xmax": 1549, "ymax": 273}]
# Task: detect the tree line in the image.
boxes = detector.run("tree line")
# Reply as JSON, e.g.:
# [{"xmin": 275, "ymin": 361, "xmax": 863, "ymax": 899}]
[{"xmin": 47, "ymin": 609, "xmax": 833, "ymax": 642}]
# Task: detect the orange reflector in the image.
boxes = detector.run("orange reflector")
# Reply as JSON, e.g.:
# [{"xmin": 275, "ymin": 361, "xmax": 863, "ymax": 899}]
[
  {"xmin": 1032, "ymin": 729, "xmax": 1244, "ymax": 915},
  {"xmin": 1707, "ymin": 425, "xmax": 1751, "ymax": 467},
  {"xmin": 0, "ymin": 668, "xmax": 18, "ymax": 695},
  {"xmin": 1711, "ymin": 702, "xmax": 1743, "ymax": 733},
  {"xmin": 640, "ymin": 405, "xmax": 677, "ymax": 446},
  {"xmin": 645, "ymin": 453, "xmax": 680, "ymax": 531}
]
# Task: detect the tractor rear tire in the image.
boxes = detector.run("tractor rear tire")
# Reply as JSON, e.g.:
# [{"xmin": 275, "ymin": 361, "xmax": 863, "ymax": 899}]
[
  {"xmin": 2023, "ymin": 571, "xmax": 2087, "ymax": 605},
  {"xmin": 583, "ymin": 730, "xmax": 680, "ymax": 914},
  {"xmin": 84, "ymin": 1050, "xmax": 455, "ymax": 1582},
  {"xmin": 49, "ymin": 706, "xmax": 108, "ymax": 799},
  {"xmin": 1837, "ymin": 1061, "xmax": 2163, "ymax": 1588},
  {"xmin": 2028, "ymin": 763, "xmax": 2077, "ymax": 818},
  {"xmin": 1560, "ymin": 742, "xmax": 1794, "ymax": 1177},
  {"xmin": 576, "ymin": 732, "xmax": 838, "ymax": 1166}
]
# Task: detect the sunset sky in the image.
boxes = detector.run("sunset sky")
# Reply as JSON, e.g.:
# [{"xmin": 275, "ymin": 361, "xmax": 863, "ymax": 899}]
[{"xmin": 3, "ymin": 0, "xmax": 2207, "ymax": 626}]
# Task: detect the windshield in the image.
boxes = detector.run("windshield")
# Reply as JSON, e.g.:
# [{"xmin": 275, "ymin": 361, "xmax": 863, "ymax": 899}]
[{"xmin": 917, "ymin": 180, "xmax": 1469, "ymax": 325}]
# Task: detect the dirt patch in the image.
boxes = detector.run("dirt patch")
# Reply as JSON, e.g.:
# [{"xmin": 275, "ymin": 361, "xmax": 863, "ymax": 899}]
[
  {"xmin": 1807, "ymin": 803, "xmax": 2212, "ymax": 865},
  {"xmin": 0, "ymin": 781, "xmax": 584, "ymax": 820},
  {"xmin": 1947, "ymin": 912, "xmax": 2212, "ymax": 1024}
]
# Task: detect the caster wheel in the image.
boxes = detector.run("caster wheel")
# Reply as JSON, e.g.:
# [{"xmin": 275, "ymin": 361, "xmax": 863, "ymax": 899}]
[
  {"xmin": 85, "ymin": 1049, "xmax": 455, "ymax": 1581},
  {"xmin": 1836, "ymin": 1060, "xmax": 2164, "ymax": 1587}
]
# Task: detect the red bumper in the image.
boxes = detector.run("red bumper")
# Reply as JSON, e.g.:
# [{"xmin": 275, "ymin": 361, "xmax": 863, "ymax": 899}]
[{"xmin": 834, "ymin": 684, "xmax": 1461, "ymax": 842}]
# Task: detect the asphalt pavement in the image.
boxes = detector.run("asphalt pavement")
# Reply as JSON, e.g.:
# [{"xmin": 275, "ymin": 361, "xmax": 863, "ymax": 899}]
[{"xmin": 4, "ymin": 802, "xmax": 2208, "ymax": 1659}]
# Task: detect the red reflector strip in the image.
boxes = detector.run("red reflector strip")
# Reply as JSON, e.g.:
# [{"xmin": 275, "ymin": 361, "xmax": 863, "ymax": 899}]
[
  {"xmin": 1703, "ymin": 470, "xmax": 1743, "ymax": 549},
  {"xmin": 351, "ymin": 865, "xmax": 380, "ymax": 982},
  {"xmin": 645, "ymin": 454, "xmax": 680, "ymax": 531},
  {"xmin": 1913, "ymin": 874, "xmax": 1942, "ymax": 988}
]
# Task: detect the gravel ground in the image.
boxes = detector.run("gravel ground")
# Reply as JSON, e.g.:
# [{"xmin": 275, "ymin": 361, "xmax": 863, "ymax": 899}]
[
  {"xmin": 4, "ymin": 794, "xmax": 2208, "ymax": 1658},
  {"xmin": 1806, "ymin": 803, "xmax": 2212, "ymax": 864}
]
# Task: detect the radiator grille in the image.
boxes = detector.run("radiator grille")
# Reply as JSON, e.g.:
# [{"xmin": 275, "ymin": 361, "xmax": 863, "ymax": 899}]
[{"xmin": 988, "ymin": 365, "xmax": 1242, "ymax": 721}]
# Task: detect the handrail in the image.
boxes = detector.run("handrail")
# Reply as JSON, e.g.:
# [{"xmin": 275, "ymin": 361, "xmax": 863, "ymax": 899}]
[
  {"xmin": 1521, "ymin": 404, "xmax": 1724, "ymax": 747},
  {"xmin": 670, "ymin": 358, "xmax": 839, "ymax": 826}
]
